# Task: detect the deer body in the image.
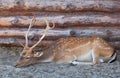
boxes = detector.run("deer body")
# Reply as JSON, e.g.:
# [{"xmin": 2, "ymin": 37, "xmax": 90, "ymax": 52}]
[
  {"xmin": 15, "ymin": 17, "xmax": 116, "ymax": 67},
  {"xmin": 16, "ymin": 36, "xmax": 116, "ymax": 67},
  {"xmin": 43, "ymin": 37, "xmax": 115, "ymax": 64}
]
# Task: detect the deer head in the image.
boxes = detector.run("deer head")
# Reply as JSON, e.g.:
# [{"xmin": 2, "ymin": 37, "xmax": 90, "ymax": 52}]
[{"xmin": 15, "ymin": 17, "xmax": 55, "ymax": 67}]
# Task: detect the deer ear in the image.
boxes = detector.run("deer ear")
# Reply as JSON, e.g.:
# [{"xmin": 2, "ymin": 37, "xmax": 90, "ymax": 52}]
[{"xmin": 34, "ymin": 52, "xmax": 43, "ymax": 57}]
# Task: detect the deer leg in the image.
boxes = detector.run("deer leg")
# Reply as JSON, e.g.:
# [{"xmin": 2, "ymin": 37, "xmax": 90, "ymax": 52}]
[
  {"xmin": 70, "ymin": 52, "xmax": 94, "ymax": 65},
  {"xmin": 91, "ymin": 49, "xmax": 100, "ymax": 64},
  {"xmin": 70, "ymin": 49, "xmax": 100, "ymax": 66},
  {"xmin": 70, "ymin": 61, "xmax": 94, "ymax": 66}
]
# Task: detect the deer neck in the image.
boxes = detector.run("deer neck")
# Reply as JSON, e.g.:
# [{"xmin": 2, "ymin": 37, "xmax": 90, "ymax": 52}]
[{"xmin": 38, "ymin": 46, "xmax": 55, "ymax": 63}]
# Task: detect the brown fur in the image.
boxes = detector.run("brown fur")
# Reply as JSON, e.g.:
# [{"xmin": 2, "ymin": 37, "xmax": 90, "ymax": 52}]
[{"xmin": 15, "ymin": 36, "xmax": 115, "ymax": 67}]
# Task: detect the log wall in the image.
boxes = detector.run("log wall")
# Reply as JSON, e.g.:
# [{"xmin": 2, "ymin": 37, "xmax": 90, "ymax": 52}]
[{"xmin": 0, "ymin": 0, "xmax": 120, "ymax": 50}]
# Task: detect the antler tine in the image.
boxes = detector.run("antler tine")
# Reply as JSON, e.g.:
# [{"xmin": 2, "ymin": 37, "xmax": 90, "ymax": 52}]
[
  {"xmin": 25, "ymin": 16, "xmax": 36, "ymax": 48},
  {"xmin": 30, "ymin": 18, "xmax": 55, "ymax": 49},
  {"xmin": 18, "ymin": 40, "xmax": 25, "ymax": 47}
]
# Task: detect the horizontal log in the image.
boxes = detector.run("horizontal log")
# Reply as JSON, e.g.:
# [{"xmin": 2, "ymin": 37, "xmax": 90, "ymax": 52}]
[
  {"xmin": 0, "ymin": 14, "xmax": 120, "ymax": 28},
  {"xmin": 0, "ymin": 38, "xmax": 52, "ymax": 47},
  {"xmin": 109, "ymin": 41, "xmax": 120, "ymax": 50},
  {"xmin": 0, "ymin": 27, "xmax": 120, "ymax": 41},
  {"xmin": 0, "ymin": 11, "xmax": 120, "ymax": 17},
  {"xmin": 0, "ymin": 38, "xmax": 119, "ymax": 50},
  {"xmin": 0, "ymin": 0, "xmax": 120, "ymax": 13}
]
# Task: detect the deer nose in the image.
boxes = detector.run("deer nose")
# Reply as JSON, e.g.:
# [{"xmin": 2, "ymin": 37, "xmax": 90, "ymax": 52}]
[
  {"xmin": 14, "ymin": 62, "xmax": 21, "ymax": 68},
  {"xmin": 14, "ymin": 64, "xmax": 19, "ymax": 68},
  {"xmin": 14, "ymin": 62, "xmax": 20, "ymax": 67}
]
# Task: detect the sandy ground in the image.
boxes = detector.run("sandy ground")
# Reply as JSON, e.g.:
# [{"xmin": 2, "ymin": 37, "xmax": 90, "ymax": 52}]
[{"xmin": 0, "ymin": 47, "xmax": 120, "ymax": 78}]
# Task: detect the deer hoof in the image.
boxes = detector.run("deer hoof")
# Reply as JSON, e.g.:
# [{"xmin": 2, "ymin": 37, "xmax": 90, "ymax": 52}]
[{"xmin": 70, "ymin": 61, "xmax": 79, "ymax": 66}]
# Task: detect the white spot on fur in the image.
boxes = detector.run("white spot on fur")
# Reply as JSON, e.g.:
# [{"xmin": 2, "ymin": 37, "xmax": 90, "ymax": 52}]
[{"xmin": 67, "ymin": 42, "xmax": 91, "ymax": 52}]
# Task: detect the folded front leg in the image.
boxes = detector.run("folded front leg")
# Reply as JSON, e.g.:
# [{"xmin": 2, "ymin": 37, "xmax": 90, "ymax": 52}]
[{"xmin": 70, "ymin": 60, "xmax": 94, "ymax": 66}]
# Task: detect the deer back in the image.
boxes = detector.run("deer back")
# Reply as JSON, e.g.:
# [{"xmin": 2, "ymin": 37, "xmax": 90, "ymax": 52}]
[{"xmin": 52, "ymin": 37, "xmax": 114, "ymax": 63}]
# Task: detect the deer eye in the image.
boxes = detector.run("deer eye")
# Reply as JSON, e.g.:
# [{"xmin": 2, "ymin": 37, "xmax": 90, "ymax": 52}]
[
  {"xmin": 22, "ymin": 52, "xmax": 26, "ymax": 55},
  {"xmin": 20, "ymin": 52, "xmax": 26, "ymax": 56},
  {"xmin": 34, "ymin": 52, "xmax": 43, "ymax": 57}
]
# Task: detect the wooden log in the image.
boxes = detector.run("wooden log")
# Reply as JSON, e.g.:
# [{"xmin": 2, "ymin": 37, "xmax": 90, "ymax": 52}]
[
  {"xmin": 0, "ymin": 0, "xmax": 120, "ymax": 13},
  {"xmin": 109, "ymin": 41, "xmax": 120, "ymax": 50},
  {"xmin": 0, "ymin": 38, "xmax": 52, "ymax": 47},
  {"xmin": 0, "ymin": 14, "xmax": 120, "ymax": 28},
  {"xmin": 0, "ymin": 38, "xmax": 119, "ymax": 50},
  {"xmin": 0, "ymin": 27, "xmax": 120, "ymax": 41}
]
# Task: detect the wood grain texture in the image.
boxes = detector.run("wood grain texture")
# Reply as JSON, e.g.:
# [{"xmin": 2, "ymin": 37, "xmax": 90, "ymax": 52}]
[
  {"xmin": 0, "ymin": 27, "xmax": 120, "ymax": 49},
  {"xmin": 0, "ymin": 0, "xmax": 120, "ymax": 51},
  {"xmin": 0, "ymin": 0, "xmax": 120, "ymax": 13},
  {"xmin": 0, "ymin": 38, "xmax": 120, "ymax": 50},
  {"xmin": 0, "ymin": 14, "xmax": 120, "ymax": 28},
  {"xmin": 0, "ymin": 27, "xmax": 120, "ymax": 41}
]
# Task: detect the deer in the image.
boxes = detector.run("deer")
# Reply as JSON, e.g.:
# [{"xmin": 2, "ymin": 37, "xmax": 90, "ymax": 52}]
[{"xmin": 15, "ymin": 17, "xmax": 116, "ymax": 67}]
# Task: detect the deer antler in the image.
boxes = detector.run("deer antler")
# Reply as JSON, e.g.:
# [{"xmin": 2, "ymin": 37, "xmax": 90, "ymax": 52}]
[
  {"xmin": 30, "ymin": 18, "xmax": 55, "ymax": 49},
  {"xmin": 25, "ymin": 16, "xmax": 36, "ymax": 48}
]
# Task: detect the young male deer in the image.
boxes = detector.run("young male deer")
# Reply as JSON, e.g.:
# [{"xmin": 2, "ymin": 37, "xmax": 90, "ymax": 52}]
[{"xmin": 15, "ymin": 17, "xmax": 116, "ymax": 67}]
